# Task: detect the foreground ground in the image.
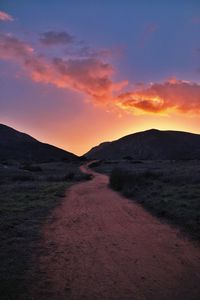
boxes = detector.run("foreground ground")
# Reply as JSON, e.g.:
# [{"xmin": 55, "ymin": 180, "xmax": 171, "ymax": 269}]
[
  {"xmin": 0, "ymin": 160, "xmax": 88, "ymax": 299},
  {"xmin": 31, "ymin": 162, "xmax": 200, "ymax": 300}
]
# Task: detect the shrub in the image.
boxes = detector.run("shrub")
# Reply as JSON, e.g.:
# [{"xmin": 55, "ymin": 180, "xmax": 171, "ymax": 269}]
[
  {"xmin": 21, "ymin": 163, "xmax": 42, "ymax": 172},
  {"xmin": 123, "ymin": 156, "xmax": 133, "ymax": 160},
  {"xmin": 83, "ymin": 173, "xmax": 93, "ymax": 180},
  {"xmin": 79, "ymin": 155, "xmax": 88, "ymax": 161},
  {"xmin": 12, "ymin": 175, "xmax": 34, "ymax": 181},
  {"xmin": 89, "ymin": 161, "xmax": 102, "ymax": 168},
  {"xmin": 109, "ymin": 168, "xmax": 161, "ymax": 192},
  {"xmin": 64, "ymin": 172, "xmax": 75, "ymax": 180},
  {"xmin": 46, "ymin": 175, "xmax": 63, "ymax": 182},
  {"xmin": 109, "ymin": 168, "xmax": 129, "ymax": 191},
  {"xmin": 142, "ymin": 170, "xmax": 161, "ymax": 180},
  {"xmin": 61, "ymin": 157, "xmax": 69, "ymax": 162}
]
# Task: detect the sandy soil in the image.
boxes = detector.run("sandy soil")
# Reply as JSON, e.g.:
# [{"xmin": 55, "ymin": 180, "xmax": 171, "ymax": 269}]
[{"xmin": 31, "ymin": 162, "xmax": 200, "ymax": 300}]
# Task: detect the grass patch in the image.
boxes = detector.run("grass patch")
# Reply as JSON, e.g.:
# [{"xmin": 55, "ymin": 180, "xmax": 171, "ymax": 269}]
[
  {"xmin": 0, "ymin": 160, "xmax": 86, "ymax": 300},
  {"xmin": 107, "ymin": 160, "xmax": 200, "ymax": 241}
]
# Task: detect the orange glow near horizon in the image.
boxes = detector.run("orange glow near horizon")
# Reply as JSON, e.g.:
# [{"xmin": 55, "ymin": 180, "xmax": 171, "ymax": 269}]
[
  {"xmin": 115, "ymin": 80, "xmax": 200, "ymax": 116},
  {"xmin": 3, "ymin": 106, "xmax": 200, "ymax": 156},
  {"xmin": 115, "ymin": 94, "xmax": 169, "ymax": 115}
]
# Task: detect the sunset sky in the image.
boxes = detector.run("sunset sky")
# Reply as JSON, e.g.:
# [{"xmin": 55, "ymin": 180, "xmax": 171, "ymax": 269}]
[{"xmin": 0, "ymin": 0, "xmax": 200, "ymax": 155}]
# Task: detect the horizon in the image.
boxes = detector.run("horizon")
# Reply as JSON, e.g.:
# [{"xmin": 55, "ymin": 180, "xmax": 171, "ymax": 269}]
[
  {"xmin": 1, "ymin": 122, "xmax": 200, "ymax": 156},
  {"xmin": 1, "ymin": 1, "xmax": 200, "ymax": 155}
]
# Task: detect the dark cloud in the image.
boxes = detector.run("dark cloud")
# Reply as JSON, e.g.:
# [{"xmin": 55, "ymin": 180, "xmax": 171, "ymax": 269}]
[
  {"xmin": 40, "ymin": 31, "xmax": 74, "ymax": 46},
  {"xmin": 64, "ymin": 45, "xmax": 112, "ymax": 59}
]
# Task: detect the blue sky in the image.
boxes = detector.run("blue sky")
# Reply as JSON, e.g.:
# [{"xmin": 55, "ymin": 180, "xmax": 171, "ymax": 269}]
[{"xmin": 1, "ymin": 0, "xmax": 200, "ymax": 82}]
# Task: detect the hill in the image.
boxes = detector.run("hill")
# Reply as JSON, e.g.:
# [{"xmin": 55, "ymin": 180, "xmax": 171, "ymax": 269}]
[
  {"xmin": 86, "ymin": 129, "xmax": 200, "ymax": 160},
  {"xmin": 0, "ymin": 124, "xmax": 77, "ymax": 162}
]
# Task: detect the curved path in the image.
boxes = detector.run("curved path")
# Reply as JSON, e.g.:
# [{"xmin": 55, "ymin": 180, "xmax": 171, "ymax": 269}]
[{"xmin": 32, "ymin": 162, "xmax": 200, "ymax": 300}]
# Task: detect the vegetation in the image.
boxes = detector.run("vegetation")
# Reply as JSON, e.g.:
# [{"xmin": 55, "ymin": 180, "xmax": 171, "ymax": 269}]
[
  {"xmin": 110, "ymin": 162, "xmax": 200, "ymax": 241},
  {"xmin": 0, "ymin": 160, "xmax": 86, "ymax": 300},
  {"xmin": 94, "ymin": 160, "xmax": 200, "ymax": 241}
]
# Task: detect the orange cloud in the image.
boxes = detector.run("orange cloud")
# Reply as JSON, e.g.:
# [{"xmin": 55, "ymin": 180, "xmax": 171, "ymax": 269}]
[
  {"xmin": 0, "ymin": 34, "xmax": 34, "ymax": 59},
  {"xmin": 0, "ymin": 11, "xmax": 14, "ymax": 21},
  {"xmin": 0, "ymin": 33, "xmax": 127, "ymax": 104},
  {"xmin": 115, "ymin": 79, "xmax": 200, "ymax": 115},
  {"xmin": 1, "ymin": 33, "xmax": 200, "ymax": 117},
  {"xmin": 30, "ymin": 57, "xmax": 127, "ymax": 103}
]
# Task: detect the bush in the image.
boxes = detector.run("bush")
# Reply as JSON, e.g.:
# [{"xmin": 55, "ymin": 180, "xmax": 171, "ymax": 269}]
[
  {"xmin": 109, "ymin": 168, "xmax": 138, "ymax": 191},
  {"xmin": 123, "ymin": 156, "xmax": 133, "ymax": 160},
  {"xmin": 110, "ymin": 168, "xmax": 125, "ymax": 190},
  {"xmin": 46, "ymin": 175, "xmax": 63, "ymax": 182},
  {"xmin": 64, "ymin": 172, "xmax": 75, "ymax": 180},
  {"xmin": 83, "ymin": 173, "xmax": 93, "ymax": 180},
  {"xmin": 61, "ymin": 157, "xmax": 69, "ymax": 162},
  {"xmin": 21, "ymin": 163, "xmax": 42, "ymax": 172},
  {"xmin": 12, "ymin": 175, "xmax": 34, "ymax": 181},
  {"xmin": 89, "ymin": 161, "xmax": 102, "ymax": 168},
  {"xmin": 109, "ymin": 168, "xmax": 161, "ymax": 192}
]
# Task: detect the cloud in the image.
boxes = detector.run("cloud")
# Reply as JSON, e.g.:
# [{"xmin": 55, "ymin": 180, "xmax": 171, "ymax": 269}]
[
  {"xmin": 115, "ymin": 79, "xmax": 200, "ymax": 115},
  {"xmin": 40, "ymin": 31, "xmax": 74, "ymax": 45},
  {"xmin": 0, "ymin": 34, "xmax": 34, "ymax": 59},
  {"xmin": 40, "ymin": 31, "xmax": 123, "ymax": 61},
  {"xmin": 139, "ymin": 22, "xmax": 158, "ymax": 48},
  {"xmin": 30, "ymin": 56, "xmax": 127, "ymax": 103},
  {"xmin": 65, "ymin": 45, "xmax": 113, "ymax": 59},
  {"xmin": 0, "ymin": 11, "xmax": 14, "ymax": 21},
  {"xmin": 0, "ymin": 33, "xmax": 127, "ymax": 104},
  {"xmin": 1, "ymin": 33, "xmax": 200, "ymax": 117}
]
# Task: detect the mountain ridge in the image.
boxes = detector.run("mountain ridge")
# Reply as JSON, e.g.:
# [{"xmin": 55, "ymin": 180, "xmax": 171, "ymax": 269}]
[
  {"xmin": 86, "ymin": 129, "xmax": 200, "ymax": 160},
  {"xmin": 0, "ymin": 124, "xmax": 78, "ymax": 162}
]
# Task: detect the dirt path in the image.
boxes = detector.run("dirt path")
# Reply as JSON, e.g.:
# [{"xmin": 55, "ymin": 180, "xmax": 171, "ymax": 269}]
[{"xmin": 32, "ymin": 162, "xmax": 200, "ymax": 300}]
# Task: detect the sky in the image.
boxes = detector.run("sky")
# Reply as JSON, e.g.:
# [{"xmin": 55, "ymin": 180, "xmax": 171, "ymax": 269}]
[{"xmin": 0, "ymin": 0, "xmax": 200, "ymax": 155}]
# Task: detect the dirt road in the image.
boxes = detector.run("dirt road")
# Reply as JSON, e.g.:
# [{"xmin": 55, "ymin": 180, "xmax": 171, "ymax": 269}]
[{"xmin": 32, "ymin": 162, "xmax": 200, "ymax": 300}]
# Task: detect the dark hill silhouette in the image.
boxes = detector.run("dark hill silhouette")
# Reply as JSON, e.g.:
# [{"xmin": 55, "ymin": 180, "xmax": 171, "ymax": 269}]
[
  {"xmin": 0, "ymin": 124, "xmax": 77, "ymax": 162},
  {"xmin": 86, "ymin": 129, "xmax": 200, "ymax": 160}
]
